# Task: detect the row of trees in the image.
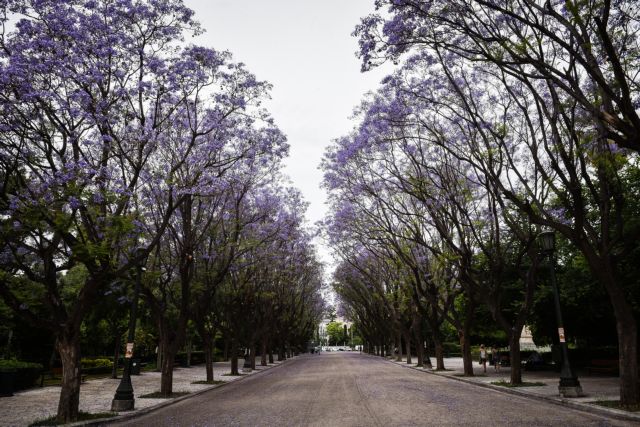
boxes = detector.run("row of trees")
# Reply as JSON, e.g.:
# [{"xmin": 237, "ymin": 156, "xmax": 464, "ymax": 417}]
[
  {"xmin": 0, "ymin": 0, "xmax": 323, "ymax": 423},
  {"xmin": 322, "ymin": 0, "xmax": 639, "ymax": 406}
]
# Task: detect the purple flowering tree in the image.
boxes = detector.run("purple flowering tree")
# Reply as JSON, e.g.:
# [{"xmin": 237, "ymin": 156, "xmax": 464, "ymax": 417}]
[
  {"xmin": 355, "ymin": 0, "xmax": 640, "ymax": 153},
  {"xmin": 353, "ymin": 1, "xmax": 640, "ymax": 403},
  {"xmin": 0, "ymin": 0, "xmax": 215, "ymax": 421}
]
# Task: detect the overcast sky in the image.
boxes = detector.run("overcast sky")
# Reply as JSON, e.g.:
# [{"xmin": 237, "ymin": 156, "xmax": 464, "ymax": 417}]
[{"xmin": 185, "ymin": 0, "xmax": 390, "ymax": 271}]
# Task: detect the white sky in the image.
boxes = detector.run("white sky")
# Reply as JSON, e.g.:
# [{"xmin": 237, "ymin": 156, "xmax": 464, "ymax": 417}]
[{"xmin": 185, "ymin": 0, "xmax": 391, "ymax": 272}]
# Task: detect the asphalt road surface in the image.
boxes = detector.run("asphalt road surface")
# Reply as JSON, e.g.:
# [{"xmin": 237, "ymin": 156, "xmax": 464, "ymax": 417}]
[{"xmin": 111, "ymin": 352, "xmax": 632, "ymax": 427}]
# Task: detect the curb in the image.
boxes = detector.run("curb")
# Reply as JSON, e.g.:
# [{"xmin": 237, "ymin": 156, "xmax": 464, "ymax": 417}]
[
  {"xmin": 373, "ymin": 355, "xmax": 640, "ymax": 423},
  {"xmin": 69, "ymin": 357, "xmax": 296, "ymax": 427}
]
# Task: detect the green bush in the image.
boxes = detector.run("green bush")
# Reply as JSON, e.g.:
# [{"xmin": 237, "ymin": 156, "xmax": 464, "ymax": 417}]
[
  {"xmin": 80, "ymin": 358, "xmax": 113, "ymax": 369},
  {"xmin": 0, "ymin": 359, "xmax": 43, "ymax": 390},
  {"xmin": 0, "ymin": 360, "xmax": 43, "ymax": 370},
  {"xmin": 442, "ymin": 342, "xmax": 461, "ymax": 355}
]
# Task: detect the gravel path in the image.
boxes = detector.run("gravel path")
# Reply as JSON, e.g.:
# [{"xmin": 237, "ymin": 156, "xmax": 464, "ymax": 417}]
[
  {"xmin": 111, "ymin": 352, "xmax": 633, "ymax": 427},
  {"xmin": 0, "ymin": 359, "xmax": 281, "ymax": 426}
]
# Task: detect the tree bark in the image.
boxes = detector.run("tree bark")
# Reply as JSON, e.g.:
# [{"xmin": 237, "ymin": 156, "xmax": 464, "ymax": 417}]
[
  {"xmin": 403, "ymin": 331, "xmax": 412, "ymax": 364},
  {"xmin": 268, "ymin": 348, "xmax": 274, "ymax": 364},
  {"xmin": 230, "ymin": 339, "xmax": 239, "ymax": 375},
  {"xmin": 617, "ymin": 317, "xmax": 639, "ymax": 406},
  {"xmin": 433, "ymin": 336, "xmax": 445, "ymax": 370},
  {"xmin": 589, "ymin": 258, "xmax": 640, "ymax": 405},
  {"xmin": 111, "ymin": 336, "xmax": 120, "ymax": 379},
  {"xmin": 185, "ymin": 336, "xmax": 192, "ymax": 368},
  {"xmin": 202, "ymin": 331, "xmax": 215, "ymax": 382},
  {"xmin": 160, "ymin": 345, "xmax": 175, "ymax": 396},
  {"xmin": 424, "ymin": 339, "xmax": 433, "ymax": 369},
  {"xmin": 261, "ymin": 339, "xmax": 268, "ymax": 366},
  {"xmin": 155, "ymin": 341, "xmax": 162, "ymax": 372},
  {"xmin": 460, "ymin": 330, "xmax": 474, "ymax": 376},
  {"xmin": 509, "ymin": 332, "xmax": 522, "ymax": 385},
  {"xmin": 55, "ymin": 333, "xmax": 81, "ymax": 423},
  {"xmin": 250, "ymin": 344, "xmax": 256, "ymax": 370},
  {"xmin": 412, "ymin": 316, "xmax": 424, "ymax": 367}
]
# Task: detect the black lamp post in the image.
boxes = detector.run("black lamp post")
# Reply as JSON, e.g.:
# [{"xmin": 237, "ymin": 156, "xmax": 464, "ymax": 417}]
[
  {"xmin": 112, "ymin": 247, "xmax": 147, "ymax": 411},
  {"xmin": 538, "ymin": 231, "xmax": 583, "ymax": 398}
]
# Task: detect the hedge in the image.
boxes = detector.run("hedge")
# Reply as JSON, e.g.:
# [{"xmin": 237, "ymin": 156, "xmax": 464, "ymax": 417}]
[{"xmin": 0, "ymin": 360, "xmax": 43, "ymax": 390}]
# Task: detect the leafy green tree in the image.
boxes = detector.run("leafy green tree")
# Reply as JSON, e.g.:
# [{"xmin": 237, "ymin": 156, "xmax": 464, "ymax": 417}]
[{"xmin": 326, "ymin": 321, "xmax": 347, "ymax": 346}]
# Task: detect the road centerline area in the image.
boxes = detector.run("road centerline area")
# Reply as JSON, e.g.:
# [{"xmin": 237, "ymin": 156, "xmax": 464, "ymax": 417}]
[{"xmin": 110, "ymin": 353, "xmax": 631, "ymax": 427}]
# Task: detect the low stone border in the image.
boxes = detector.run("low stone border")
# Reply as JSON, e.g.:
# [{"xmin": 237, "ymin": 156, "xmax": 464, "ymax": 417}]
[
  {"xmin": 68, "ymin": 357, "xmax": 296, "ymax": 427},
  {"xmin": 372, "ymin": 355, "xmax": 640, "ymax": 423}
]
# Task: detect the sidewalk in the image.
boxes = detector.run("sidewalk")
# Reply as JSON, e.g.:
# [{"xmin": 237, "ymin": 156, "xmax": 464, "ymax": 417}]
[
  {"xmin": 383, "ymin": 355, "xmax": 638, "ymax": 422},
  {"xmin": 0, "ymin": 358, "xmax": 290, "ymax": 427}
]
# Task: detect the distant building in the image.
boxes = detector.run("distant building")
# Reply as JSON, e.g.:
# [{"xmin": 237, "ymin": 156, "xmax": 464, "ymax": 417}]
[{"xmin": 318, "ymin": 317, "xmax": 352, "ymax": 346}]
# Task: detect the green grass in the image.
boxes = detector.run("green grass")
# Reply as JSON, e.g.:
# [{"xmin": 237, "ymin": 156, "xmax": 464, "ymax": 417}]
[
  {"xmin": 29, "ymin": 412, "xmax": 116, "ymax": 426},
  {"xmin": 491, "ymin": 381, "xmax": 546, "ymax": 388},
  {"xmin": 139, "ymin": 391, "xmax": 191, "ymax": 398},
  {"xmin": 592, "ymin": 400, "xmax": 640, "ymax": 412},
  {"xmin": 191, "ymin": 380, "xmax": 225, "ymax": 385}
]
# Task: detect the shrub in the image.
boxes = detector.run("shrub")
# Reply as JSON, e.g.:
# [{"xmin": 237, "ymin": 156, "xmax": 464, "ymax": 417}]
[
  {"xmin": 0, "ymin": 359, "xmax": 43, "ymax": 390},
  {"xmin": 80, "ymin": 358, "xmax": 113, "ymax": 369},
  {"xmin": 80, "ymin": 358, "xmax": 113, "ymax": 375}
]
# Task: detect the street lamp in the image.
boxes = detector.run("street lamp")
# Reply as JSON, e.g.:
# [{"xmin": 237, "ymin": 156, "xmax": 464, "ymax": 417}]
[
  {"xmin": 538, "ymin": 231, "xmax": 583, "ymax": 398},
  {"xmin": 112, "ymin": 247, "xmax": 147, "ymax": 411}
]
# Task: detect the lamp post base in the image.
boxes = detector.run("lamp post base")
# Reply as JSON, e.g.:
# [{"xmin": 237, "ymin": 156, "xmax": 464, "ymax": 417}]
[
  {"xmin": 558, "ymin": 377, "xmax": 583, "ymax": 398},
  {"xmin": 111, "ymin": 398, "xmax": 135, "ymax": 412},
  {"xmin": 559, "ymin": 385, "xmax": 583, "ymax": 398}
]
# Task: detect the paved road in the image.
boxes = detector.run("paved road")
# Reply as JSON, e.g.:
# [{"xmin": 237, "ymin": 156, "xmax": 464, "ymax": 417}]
[{"xmin": 112, "ymin": 352, "xmax": 632, "ymax": 426}]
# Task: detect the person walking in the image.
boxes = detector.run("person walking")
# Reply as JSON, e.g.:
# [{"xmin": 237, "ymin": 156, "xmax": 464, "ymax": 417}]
[
  {"xmin": 479, "ymin": 344, "xmax": 487, "ymax": 373},
  {"xmin": 492, "ymin": 346, "xmax": 500, "ymax": 372}
]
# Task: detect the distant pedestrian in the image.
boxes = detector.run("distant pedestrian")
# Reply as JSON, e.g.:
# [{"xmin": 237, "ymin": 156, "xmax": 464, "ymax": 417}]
[
  {"xmin": 492, "ymin": 346, "xmax": 500, "ymax": 372},
  {"xmin": 479, "ymin": 344, "xmax": 487, "ymax": 373}
]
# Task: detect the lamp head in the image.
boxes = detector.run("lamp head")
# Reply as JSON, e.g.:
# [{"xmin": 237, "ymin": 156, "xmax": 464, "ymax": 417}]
[
  {"xmin": 538, "ymin": 231, "xmax": 556, "ymax": 254},
  {"xmin": 134, "ymin": 246, "xmax": 148, "ymax": 268}
]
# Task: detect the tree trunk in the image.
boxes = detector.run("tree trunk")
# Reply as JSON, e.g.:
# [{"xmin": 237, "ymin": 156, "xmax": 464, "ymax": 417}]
[
  {"xmin": 459, "ymin": 331, "xmax": 474, "ymax": 376},
  {"xmin": 155, "ymin": 341, "xmax": 162, "ymax": 372},
  {"xmin": 403, "ymin": 331, "xmax": 412, "ymax": 364},
  {"xmin": 433, "ymin": 336, "xmax": 445, "ymax": 370},
  {"xmin": 268, "ymin": 348, "xmax": 274, "ymax": 364},
  {"xmin": 424, "ymin": 339, "xmax": 433, "ymax": 369},
  {"xmin": 202, "ymin": 333, "xmax": 214, "ymax": 382},
  {"xmin": 250, "ymin": 344, "xmax": 256, "ymax": 370},
  {"xmin": 111, "ymin": 336, "xmax": 120, "ymax": 379},
  {"xmin": 55, "ymin": 334, "xmax": 81, "ymax": 423},
  {"xmin": 230, "ymin": 339, "xmax": 239, "ymax": 375},
  {"xmin": 617, "ymin": 317, "xmax": 639, "ymax": 406},
  {"xmin": 509, "ymin": 332, "xmax": 522, "ymax": 385},
  {"xmin": 395, "ymin": 332, "xmax": 402, "ymax": 361},
  {"xmin": 185, "ymin": 336, "xmax": 192, "ymax": 368},
  {"xmin": 160, "ymin": 343, "xmax": 176, "ymax": 396},
  {"xmin": 412, "ymin": 317, "xmax": 424, "ymax": 367},
  {"xmin": 261, "ymin": 340, "xmax": 268, "ymax": 366}
]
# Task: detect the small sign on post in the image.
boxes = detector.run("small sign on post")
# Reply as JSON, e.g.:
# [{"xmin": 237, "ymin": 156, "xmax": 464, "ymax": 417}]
[
  {"xmin": 125, "ymin": 342, "xmax": 134, "ymax": 358},
  {"xmin": 558, "ymin": 328, "xmax": 565, "ymax": 343}
]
